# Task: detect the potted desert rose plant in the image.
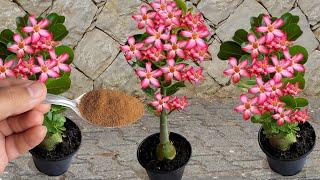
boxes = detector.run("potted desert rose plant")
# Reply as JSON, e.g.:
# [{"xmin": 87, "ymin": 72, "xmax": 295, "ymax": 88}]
[
  {"xmin": 0, "ymin": 13, "xmax": 81, "ymax": 176},
  {"xmin": 218, "ymin": 12, "xmax": 316, "ymax": 176},
  {"xmin": 120, "ymin": 0, "xmax": 210, "ymax": 179}
]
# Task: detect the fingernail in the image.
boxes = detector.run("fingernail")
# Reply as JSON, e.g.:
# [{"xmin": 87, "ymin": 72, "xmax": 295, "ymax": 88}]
[{"xmin": 27, "ymin": 82, "xmax": 44, "ymax": 98}]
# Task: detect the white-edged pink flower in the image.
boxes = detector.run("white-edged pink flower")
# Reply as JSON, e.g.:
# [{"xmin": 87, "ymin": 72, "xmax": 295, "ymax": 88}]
[
  {"xmin": 32, "ymin": 56, "xmax": 59, "ymax": 82},
  {"xmin": 22, "ymin": 15, "xmax": 50, "ymax": 43},
  {"xmin": 270, "ymin": 34, "xmax": 292, "ymax": 51},
  {"xmin": 223, "ymin": 57, "xmax": 250, "ymax": 84},
  {"xmin": 145, "ymin": 25, "xmax": 169, "ymax": 49},
  {"xmin": 160, "ymin": 5, "xmax": 182, "ymax": 26},
  {"xmin": 249, "ymin": 77, "xmax": 268, "ymax": 104},
  {"xmin": 20, "ymin": 57, "xmax": 36, "ymax": 75},
  {"xmin": 263, "ymin": 97, "xmax": 285, "ymax": 112},
  {"xmin": 150, "ymin": 93, "xmax": 171, "ymax": 112},
  {"xmin": 242, "ymin": 34, "xmax": 268, "ymax": 58},
  {"xmin": 171, "ymin": 96, "xmax": 187, "ymax": 111},
  {"xmin": 8, "ymin": 34, "xmax": 33, "ymax": 58},
  {"xmin": 136, "ymin": 62, "xmax": 162, "ymax": 88},
  {"xmin": 150, "ymin": 0, "xmax": 176, "ymax": 14},
  {"xmin": 0, "ymin": 58, "xmax": 14, "ymax": 79},
  {"xmin": 272, "ymin": 109, "xmax": 292, "ymax": 126},
  {"xmin": 164, "ymin": 35, "xmax": 186, "ymax": 58},
  {"xmin": 147, "ymin": 46, "xmax": 166, "ymax": 62},
  {"xmin": 49, "ymin": 50, "xmax": 71, "ymax": 73},
  {"xmin": 38, "ymin": 33, "xmax": 58, "ymax": 50},
  {"xmin": 184, "ymin": 12, "xmax": 206, "ymax": 29},
  {"xmin": 292, "ymin": 109, "xmax": 309, "ymax": 123},
  {"xmin": 283, "ymin": 83, "xmax": 301, "ymax": 96},
  {"xmin": 283, "ymin": 50, "xmax": 305, "ymax": 73},
  {"xmin": 251, "ymin": 57, "xmax": 270, "ymax": 75},
  {"xmin": 235, "ymin": 95, "xmax": 261, "ymax": 120},
  {"xmin": 181, "ymin": 27, "xmax": 209, "ymax": 49},
  {"xmin": 256, "ymin": 15, "xmax": 284, "ymax": 42},
  {"xmin": 190, "ymin": 46, "xmax": 211, "ymax": 62},
  {"xmin": 267, "ymin": 56, "xmax": 293, "ymax": 82},
  {"xmin": 120, "ymin": 36, "xmax": 144, "ymax": 61},
  {"xmin": 184, "ymin": 66, "xmax": 204, "ymax": 84},
  {"xmin": 161, "ymin": 59, "xmax": 185, "ymax": 81},
  {"xmin": 132, "ymin": 5, "xmax": 156, "ymax": 29},
  {"xmin": 266, "ymin": 79, "xmax": 283, "ymax": 97}
]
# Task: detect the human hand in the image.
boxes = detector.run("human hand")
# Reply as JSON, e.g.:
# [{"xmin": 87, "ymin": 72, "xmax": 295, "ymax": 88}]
[{"xmin": 0, "ymin": 79, "xmax": 49, "ymax": 172}]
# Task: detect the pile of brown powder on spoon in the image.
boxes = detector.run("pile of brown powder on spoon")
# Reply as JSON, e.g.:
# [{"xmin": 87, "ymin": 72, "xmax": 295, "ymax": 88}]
[{"xmin": 78, "ymin": 89, "xmax": 144, "ymax": 127}]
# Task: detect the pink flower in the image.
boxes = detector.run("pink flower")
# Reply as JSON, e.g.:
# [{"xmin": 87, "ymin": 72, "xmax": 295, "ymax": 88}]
[
  {"xmin": 235, "ymin": 95, "xmax": 261, "ymax": 120},
  {"xmin": 184, "ymin": 12, "xmax": 206, "ymax": 29},
  {"xmin": 223, "ymin": 57, "xmax": 250, "ymax": 84},
  {"xmin": 283, "ymin": 83, "xmax": 301, "ymax": 96},
  {"xmin": 256, "ymin": 15, "xmax": 284, "ymax": 42},
  {"xmin": 292, "ymin": 109, "xmax": 309, "ymax": 123},
  {"xmin": 263, "ymin": 97, "xmax": 285, "ymax": 112},
  {"xmin": 136, "ymin": 62, "xmax": 162, "ymax": 88},
  {"xmin": 8, "ymin": 34, "xmax": 33, "ymax": 58},
  {"xmin": 267, "ymin": 56, "xmax": 293, "ymax": 82},
  {"xmin": 49, "ymin": 50, "xmax": 71, "ymax": 73},
  {"xmin": 171, "ymin": 96, "xmax": 187, "ymax": 111},
  {"xmin": 164, "ymin": 35, "xmax": 186, "ymax": 58},
  {"xmin": 251, "ymin": 57, "xmax": 270, "ymax": 75},
  {"xmin": 266, "ymin": 79, "xmax": 283, "ymax": 97},
  {"xmin": 242, "ymin": 34, "xmax": 268, "ymax": 58},
  {"xmin": 147, "ymin": 46, "xmax": 166, "ymax": 62},
  {"xmin": 161, "ymin": 59, "xmax": 185, "ymax": 81},
  {"xmin": 150, "ymin": 0, "xmax": 176, "ymax": 14},
  {"xmin": 272, "ymin": 109, "xmax": 292, "ymax": 126},
  {"xmin": 38, "ymin": 33, "xmax": 59, "ymax": 50},
  {"xmin": 160, "ymin": 5, "xmax": 182, "ymax": 26},
  {"xmin": 22, "ymin": 15, "xmax": 50, "ymax": 43},
  {"xmin": 150, "ymin": 93, "xmax": 171, "ymax": 112},
  {"xmin": 269, "ymin": 34, "xmax": 292, "ymax": 51},
  {"xmin": 20, "ymin": 57, "xmax": 36, "ymax": 75},
  {"xmin": 181, "ymin": 27, "xmax": 209, "ymax": 49},
  {"xmin": 132, "ymin": 5, "xmax": 156, "ymax": 29},
  {"xmin": 32, "ymin": 56, "xmax": 59, "ymax": 82},
  {"xmin": 283, "ymin": 50, "xmax": 305, "ymax": 73},
  {"xmin": 120, "ymin": 36, "xmax": 144, "ymax": 60},
  {"xmin": 145, "ymin": 25, "xmax": 169, "ymax": 49},
  {"xmin": 190, "ymin": 46, "xmax": 211, "ymax": 62},
  {"xmin": 249, "ymin": 77, "xmax": 268, "ymax": 104},
  {"xmin": 184, "ymin": 66, "xmax": 204, "ymax": 84},
  {"xmin": 0, "ymin": 58, "xmax": 14, "ymax": 79}
]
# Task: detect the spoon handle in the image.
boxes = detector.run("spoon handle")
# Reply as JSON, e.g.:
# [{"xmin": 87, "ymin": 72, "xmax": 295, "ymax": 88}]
[{"xmin": 44, "ymin": 94, "xmax": 77, "ymax": 110}]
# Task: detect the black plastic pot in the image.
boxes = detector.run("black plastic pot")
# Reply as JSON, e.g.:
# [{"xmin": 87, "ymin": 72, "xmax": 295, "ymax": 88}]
[
  {"xmin": 137, "ymin": 132, "xmax": 192, "ymax": 180},
  {"xmin": 258, "ymin": 122, "xmax": 316, "ymax": 176},
  {"xmin": 30, "ymin": 118, "xmax": 82, "ymax": 176}
]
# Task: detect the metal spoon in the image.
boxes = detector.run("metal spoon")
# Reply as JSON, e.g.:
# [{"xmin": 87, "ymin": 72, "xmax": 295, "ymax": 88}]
[{"xmin": 44, "ymin": 93, "xmax": 86, "ymax": 121}]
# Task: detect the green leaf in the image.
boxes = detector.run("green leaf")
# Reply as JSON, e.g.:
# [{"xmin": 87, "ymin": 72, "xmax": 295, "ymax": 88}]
[
  {"xmin": 295, "ymin": 98, "xmax": 308, "ymax": 108},
  {"xmin": 280, "ymin": 13, "xmax": 299, "ymax": 29},
  {"xmin": 251, "ymin": 112, "xmax": 271, "ymax": 123},
  {"xmin": 289, "ymin": 45, "xmax": 308, "ymax": 64},
  {"xmin": 218, "ymin": 41, "xmax": 245, "ymax": 60},
  {"xmin": 0, "ymin": 29, "xmax": 14, "ymax": 44},
  {"xmin": 250, "ymin": 14, "xmax": 264, "ymax": 29},
  {"xmin": 174, "ymin": 0, "xmax": 188, "ymax": 14},
  {"xmin": 16, "ymin": 14, "xmax": 29, "ymax": 35},
  {"xmin": 145, "ymin": 104, "xmax": 159, "ymax": 116},
  {"xmin": 280, "ymin": 95, "xmax": 296, "ymax": 109},
  {"xmin": 45, "ymin": 73, "xmax": 71, "ymax": 95},
  {"xmin": 4, "ymin": 54, "xmax": 17, "ymax": 62},
  {"xmin": 143, "ymin": 87, "xmax": 156, "ymax": 97},
  {"xmin": 49, "ymin": 23, "xmax": 68, "ymax": 41},
  {"xmin": 133, "ymin": 33, "xmax": 149, "ymax": 42},
  {"xmin": 165, "ymin": 81, "xmax": 186, "ymax": 96},
  {"xmin": 236, "ymin": 77, "xmax": 256, "ymax": 89},
  {"xmin": 54, "ymin": 45, "xmax": 74, "ymax": 64},
  {"xmin": 232, "ymin": 29, "xmax": 248, "ymax": 45},
  {"xmin": 282, "ymin": 72, "xmax": 305, "ymax": 89},
  {"xmin": 47, "ymin": 13, "xmax": 65, "ymax": 25},
  {"xmin": 284, "ymin": 24, "xmax": 302, "ymax": 41}
]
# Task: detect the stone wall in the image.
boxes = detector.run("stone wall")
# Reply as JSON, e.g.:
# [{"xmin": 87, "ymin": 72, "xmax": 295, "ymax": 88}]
[{"xmin": 1, "ymin": 0, "xmax": 320, "ymax": 99}]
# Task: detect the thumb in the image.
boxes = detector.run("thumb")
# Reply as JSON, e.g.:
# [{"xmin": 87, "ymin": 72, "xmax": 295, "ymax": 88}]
[{"xmin": 0, "ymin": 81, "xmax": 47, "ymax": 120}]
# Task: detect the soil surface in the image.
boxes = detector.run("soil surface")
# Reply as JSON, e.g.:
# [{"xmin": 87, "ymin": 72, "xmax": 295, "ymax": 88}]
[
  {"xmin": 260, "ymin": 122, "xmax": 316, "ymax": 160},
  {"xmin": 30, "ymin": 118, "xmax": 82, "ymax": 160},
  {"xmin": 138, "ymin": 132, "xmax": 191, "ymax": 172}
]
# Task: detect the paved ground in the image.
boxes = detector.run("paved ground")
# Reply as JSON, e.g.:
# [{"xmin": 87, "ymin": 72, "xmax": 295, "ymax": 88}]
[{"xmin": 0, "ymin": 97, "xmax": 319, "ymax": 180}]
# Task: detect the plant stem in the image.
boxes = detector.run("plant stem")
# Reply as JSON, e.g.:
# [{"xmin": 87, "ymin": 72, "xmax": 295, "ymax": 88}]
[{"xmin": 156, "ymin": 87, "xmax": 176, "ymax": 160}]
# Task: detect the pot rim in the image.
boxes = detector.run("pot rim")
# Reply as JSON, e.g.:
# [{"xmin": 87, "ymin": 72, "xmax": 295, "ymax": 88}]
[
  {"xmin": 29, "ymin": 117, "xmax": 82, "ymax": 162},
  {"xmin": 258, "ymin": 121, "xmax": 316, "ymax": 162},
  {"xmin": 137, "ymin": 132, "xmax": 192, "ymax": 174}
]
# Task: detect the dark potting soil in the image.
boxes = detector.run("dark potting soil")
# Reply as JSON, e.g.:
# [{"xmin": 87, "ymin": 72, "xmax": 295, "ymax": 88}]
[
  {"xmin": 260, "ymin": 122, "xmax": 316, "ymax": 160},
  {"xmin": 30, "ymin": 118, "xmax": 81, "ymax": 160},
  {"xmin": 138, "ymin": 133, "xmax": 191, "ymax": 172}
]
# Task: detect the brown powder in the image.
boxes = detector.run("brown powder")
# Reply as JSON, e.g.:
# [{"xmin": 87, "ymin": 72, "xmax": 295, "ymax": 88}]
[{"xmin": 78, "ymin": 89, "xmax": 144, "ymax": 127}]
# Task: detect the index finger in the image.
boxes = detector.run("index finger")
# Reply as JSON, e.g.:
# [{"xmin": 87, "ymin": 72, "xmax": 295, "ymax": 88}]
[{"xmin": 0, "ymin": 79, "xmax": 33, "ymax": 88}]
